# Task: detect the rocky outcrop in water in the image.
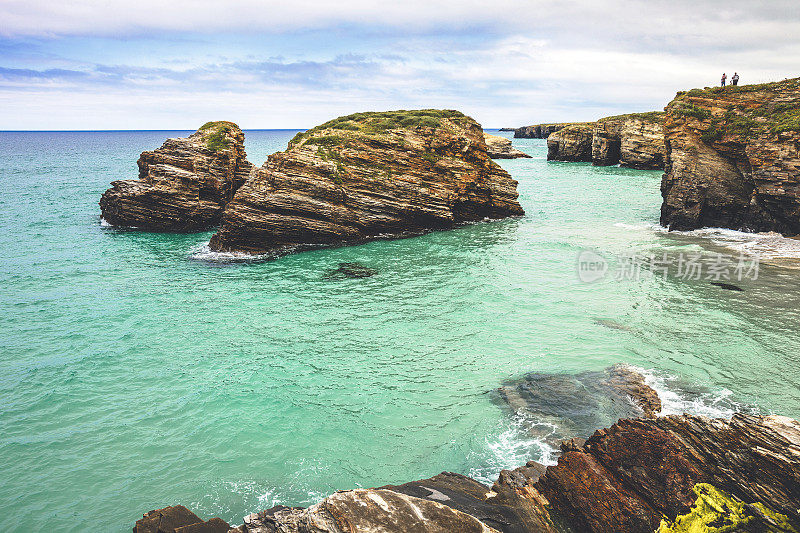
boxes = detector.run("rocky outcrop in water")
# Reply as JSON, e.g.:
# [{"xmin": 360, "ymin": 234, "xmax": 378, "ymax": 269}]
[
  {"xmin": 134, "ymin": 505, "xmax": 231, "ymax": 533},
  {"xmin": 483, "ymin": 133, "xmax": 532, "ymax": 159},
  {"xmin": 592, "ymin": 113, "xmax": 665, "ymax": 169},
  {"xmin": 546, "ymin": 123, "xmax": 594, "ymax": 162},
  {"xmin": 514, "ymin": 124, "xmax": 572, "ymax": 139},
  {"xmin": 660, "ymin": 78, "xmax": 800, "ymax": 234},
  {"xmin": 208, "ymin": 110, "xmax": 524, "ymax": 254},
  {"xmin": 99, "ymin": 122, "xmax": 253, "ymax": 231}
]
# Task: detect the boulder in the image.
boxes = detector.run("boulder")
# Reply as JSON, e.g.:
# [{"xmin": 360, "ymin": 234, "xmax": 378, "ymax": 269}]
[
  {"xmin": 546, "ymin": 123, "xmax": 594, "ymax": 162},
  {"xmin": 208, "ymin": 110, "xmax": 524, "ymax": 254},
  {"xmin": 483, "ymin": 133, "xmax": 532, "ymax": 159},
  {"xmin": 100, "ymin": 121, "xmax": 253, "ymax": 231},
  {"xmin": 660, "ymin": 78, "xmax": 800, "ymax": 234}
]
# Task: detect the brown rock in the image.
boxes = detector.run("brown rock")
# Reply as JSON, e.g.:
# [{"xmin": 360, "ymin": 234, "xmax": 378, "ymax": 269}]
[
  {"xmin": 483, "ymin": 133, "xmax": 532, "ymax": 159},
  {"xmin": 134, "ymin": 505, "xmax": 203, "ymax": 533},
  {"xmin": 660, "ymin": 78, "xmax": 800, "ymax": 234},
  {"xmin": 546, "ymin": 123, "xmax": 594, "ymax": 162},
  {"xmin": 100, "ymin": 121, "xmax": 253, "ymax": 231},
  {"xmin": 591, "ymin": 113, "xmax": 665, "ymax": 169},
  {"xmin": 513, "ymin": 124, "xmax": 570, "ymax": 139},
  {"xmin": 209, "ymin": 110, "xmax": 524, "ymax": 254}
]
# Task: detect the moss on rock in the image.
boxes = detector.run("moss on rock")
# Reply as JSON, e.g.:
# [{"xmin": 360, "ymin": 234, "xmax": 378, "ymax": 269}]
[{"xmin": 656, "ymin": 483, "xmax": 797, "ymax": 533}]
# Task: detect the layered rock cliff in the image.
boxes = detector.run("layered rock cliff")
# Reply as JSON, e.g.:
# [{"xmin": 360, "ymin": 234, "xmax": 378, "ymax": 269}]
[
  {"xmin": 483, "ymin": 133, "xmax": 532, "ymax": 159},
  {"xmin": 592, "ymin": 112, "xmax": 665, "ymax": 169},
  {"xmin": 136, "ymin": 367, "xmax": 800, "ymax": 533},
  {"xmin": 208, "ymin": 110, "xmax": 524, "ymax": 253},
  {"xmin": 99, "ymin": 122, "xmax": 253, "ymax": 231},
  {"xmin": 514, "ymin": 123, "xmax": 573, "ymax": 139},
  {"xmin": 546, "ymin": 123, "xmax": 594, "ymax": 162},
  {"xmin": 660, "ymin": 78, "xmax": 800, "ymax": 234}
]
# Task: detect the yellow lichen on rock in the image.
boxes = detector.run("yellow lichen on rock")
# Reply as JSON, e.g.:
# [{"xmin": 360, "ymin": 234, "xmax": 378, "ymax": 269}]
[{"xmin": 656, "ymin": 483, "xmax": 797, "ymax": 533}]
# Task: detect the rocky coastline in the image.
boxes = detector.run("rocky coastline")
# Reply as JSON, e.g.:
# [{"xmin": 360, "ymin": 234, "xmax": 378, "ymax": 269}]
[
  {"xmin": 484, "ymin": 133, "xmax": 533, "ymax": 159},
  {"xmin": 660, "ymin": 77, "xmax": 800, "ymax": 234},
  {"xmin": 134, "ymin": 365, "xmax": 800, "ymax": 533}
]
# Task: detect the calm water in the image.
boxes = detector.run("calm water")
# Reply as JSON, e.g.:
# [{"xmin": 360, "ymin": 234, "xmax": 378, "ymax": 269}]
[{"xmin": 1, "ymin": 129, "xmax": 799, "ymax": 532}]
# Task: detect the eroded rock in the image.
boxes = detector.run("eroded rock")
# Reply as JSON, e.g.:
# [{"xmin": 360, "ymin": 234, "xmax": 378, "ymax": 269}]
[
  {"xmin": 660, "ymin": 78, "xmax": 800, "ymax": 234},
  {"xmin": 546, "ymin": 123, "xmax": 595, "ymax": 162},
  {"xmin": 591, "ymin": 112, "xmax": 665, "ymax": 169},
  {"xmin": 483, "ymin": 133, "xmax": 532, "ymax": 159},
  {"xmin": 100, "ymin": 121, "xmax": 253, "ymax": 231},
  {"xmin": 209, "ymin": 110, "xmax": 524, "ymax": 254}
]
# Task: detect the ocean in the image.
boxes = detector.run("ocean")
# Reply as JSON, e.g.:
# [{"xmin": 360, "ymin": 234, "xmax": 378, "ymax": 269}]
[{"xmin": 1, "ymin": 129, "xmax": 799, "ymax": 531}]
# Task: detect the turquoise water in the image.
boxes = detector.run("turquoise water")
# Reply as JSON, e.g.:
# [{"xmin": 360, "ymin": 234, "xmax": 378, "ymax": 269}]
[{"xmin": 1, "ymin": 130, "xmax": 799, "ymax": 532}]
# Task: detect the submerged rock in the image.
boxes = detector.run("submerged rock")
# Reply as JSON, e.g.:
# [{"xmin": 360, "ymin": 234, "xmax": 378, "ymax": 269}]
[
  {"xmin": 546, "ymin": 123, "xmax": 595, "ymax": 162},
  {"xmin": 208, "ymin": 110, "xmax": 524, "ymax": 254},
  {"xmin": 660, "ymin": 78, "xmax": 800, "ymax": 234},
  {"xmin": 483, "ymin": 133, "xmax": 532, "ymax": 159},
  {"xmin": 100, "ymin": 121, "xmax": 253, "ymax": 231},
  {"xmin": 323, "ymin": 262, "xmax": 377, "ymax": 279},
  {"xmin": 710, "ymin": 281, "xmax": 745, "ymax": 291}
]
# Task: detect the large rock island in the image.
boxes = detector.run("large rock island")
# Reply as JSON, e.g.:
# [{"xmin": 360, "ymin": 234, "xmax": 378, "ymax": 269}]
[
  {"xmin": 99, "ymin": 122, "xmax": 253, "ymax": 231},
  {"xmin": 208, "ymin": 110, "xmax": 524, "ymax": 254},
  {"xmin": 660, "ymin": 77, "xmax": 800, "ymax": 234}
]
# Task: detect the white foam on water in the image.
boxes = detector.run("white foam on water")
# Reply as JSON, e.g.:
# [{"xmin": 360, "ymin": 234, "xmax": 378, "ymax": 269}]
[
  {"xmin": 190, "ymin": 242, "xmax": 275, "ymax": 263},
  {"xmin": 99, "ymin": 218, "xmax": 112, "ymax": 227}
]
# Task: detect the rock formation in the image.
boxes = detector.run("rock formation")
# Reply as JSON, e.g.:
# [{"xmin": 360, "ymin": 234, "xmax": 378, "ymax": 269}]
[
  {"xmin": 660, "ymin": 78, "xmax": 800, "ymax": 234},
  {"xmin": 134, "ymin": 505, "xmax": 231, "ymax": 533},
  {"xmin": 99, "ymin": 122, "xmax": 253, "ymax": 231},
  {"xmin": 483, "ymin": 133, "xmax": 532, "ymax": 159},
  {"xmin": 514, "ymin": 124, "xmax": 572, "ymax": 139},
  {"xmin": 546, "ymin": 123, "xmax": 594, "ymax": 162},
  {"xmin": 592, "ymin": 112, "xmax": 665, "ymax": 169},
  {"xmin": 208, "ymin": 110, "xmax": 524, "ymax": 254}
]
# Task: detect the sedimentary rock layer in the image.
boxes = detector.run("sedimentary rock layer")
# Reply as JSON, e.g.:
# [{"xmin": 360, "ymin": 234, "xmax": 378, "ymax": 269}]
[
  {"xmin": 208, "ymin": 110, "xmax": 524, "ymax": 253},
  {"xmin": 483, "ymin": 133, "xmax": 532, "ymax": 159},
  {"xmin": 546, "ymin": 123, "xmax": 594, "ymax": 162},
  {"xmin": 592, "ymin": 112, "xmax": 665, "ymax": 169},
  {"xmin": 514, "ymin": 123, "xmax": 573, "ymax": 139},
  {"xmin": 99, "ymin": 122, "xmax": 253, "ymax": 231},
  {"xmin": 660, "ymin": 78, "xmax": 800, "ymax": 234}
]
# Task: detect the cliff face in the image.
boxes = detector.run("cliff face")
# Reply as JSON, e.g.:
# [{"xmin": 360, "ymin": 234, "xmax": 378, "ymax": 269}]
[
  {"xmin": 483, "ymin": 133, "xmax": 532, "ymax": 159},
  {"xmin": 99, "ymin": 122, "xmax": 253, "ymax": 231},
  {"xmin": 514, "ymin": 123, "xmax": 571, "ymax": 139},
  {"xmin": 592, "ymin": 112, "xmax": 665, "ymax": 169},
  {"xmin": 208, "ymin": 110, "xmax": 524, "ymax": 253},
  {"xmin": 660, "ymin": 78, "xmax": 800, "ymax": 234},
  {"xmin": 546, "ymin": 123, "xmax": 594, "ymax": 162}
]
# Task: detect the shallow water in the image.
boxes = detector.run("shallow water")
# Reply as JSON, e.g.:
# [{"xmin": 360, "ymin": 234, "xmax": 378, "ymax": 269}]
[{"xmin": 1, "ymin": 130, "xmax": 798, "ymax": 532}]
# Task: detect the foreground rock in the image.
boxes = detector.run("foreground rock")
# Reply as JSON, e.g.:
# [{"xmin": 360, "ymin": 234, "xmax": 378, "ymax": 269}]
[
  {"xmin": 592, "ymin": 112, "xmax": 665, "ymax": 169},
  {"xmin": 660, "ymin": 78, "xmax": 800, "ymax": 234},
  {"xmin": 208, "ymin": 110, "xmax": 524, "ymax": 254},
  {"xmin": 134, "ymin": 505, "xmax": 230, "ymax": 533},
  {"xmin": 483, "ymin": 133, "xmax": 532, "ymax": 159},
  {"xmin": 100, "ymin": 122, "xmax": 253, "ymax": 231}
]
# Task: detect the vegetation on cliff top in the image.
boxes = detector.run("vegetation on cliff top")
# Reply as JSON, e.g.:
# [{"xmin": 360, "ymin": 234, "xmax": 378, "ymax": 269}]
[
  {"xmin": 289, "ymin": 109, "xmax": 472, "ymax": 147},
  {"xmin": 656, "ymin": 483, "xmax": 797, "ymax": 533},
  {"xmin": 198, "ymin": 121, "xmax": 237, "ymax": 152},
  {"xmin": 598, "ymin": 111, "xmax": 665, "ymax": 123}
]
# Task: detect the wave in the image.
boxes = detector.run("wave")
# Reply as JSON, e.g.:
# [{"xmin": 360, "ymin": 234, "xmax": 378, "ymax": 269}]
[{"xmin": 613, "ymin": 222, "xmax": 800, "ymax": 261}]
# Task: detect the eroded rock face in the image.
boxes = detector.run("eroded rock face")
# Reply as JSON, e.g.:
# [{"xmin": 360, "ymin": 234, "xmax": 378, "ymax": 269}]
[
  {"xmin": 535, "ymin": 413, "xmax": 800, "ymax": 533},
  {"xmin": 232, "ymin": 488, "xmax": 500, "ymax": 533},
  {"xmin": 133, "ymin": 505, "xmax": 231, "ymax": 533},
  {"xmin": 514, "ymin": 124, "xmax": 571, "ymax": 139},
  {"xmin": 209, "ymin": 110, "xmax": 524, "ymax": 253},
  {"xmin": 483, "ymin": 133, "xmax": 532, "ymax": 159},
  {"xmin": 546, "ymin": 124, "xmax": 594, "ymax": 162},
  {"xmin": 660, "ymin": 78, "xmax": 800, "ymax": 234},
  {"xmin": 591, "ymin": 113, "xmax": 665, "ymax": 169},
  {"xmin": 100, "ymin": 122, "xmax": 253, "ymax": 231}
]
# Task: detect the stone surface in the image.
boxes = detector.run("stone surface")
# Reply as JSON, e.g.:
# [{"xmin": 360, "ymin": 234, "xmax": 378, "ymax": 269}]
[
  {"xmin": 546, "ymin": 123, "xmax": 595, "ymax": 162},
  {"xmin": 134, "ymin": 505, "xmax": 204, "ymax": 533},
  {"xmin": 174, "ymin": 517, "xmax": 232, "ymax": 533},
  {"xmin": 535, "ymin": 413, "xmax": 800, "ymax": 532},
  {"xmin": 233, "ymin": 488, "xmax": 500, "ymax": 533},
  {"xmin": 100, "ymin": 121, "xmax": 253, "ymax": 231},
  {"xmin": 208, "ymin": 110, "xmax": 524, "ymax": 254},
  {"xmin": 483, "ymin": 133, "xmax": 532, "ymax": 159},
  {"xmin": 591, "ymin": 112, "xmax": 665, "ymax": 169},
  {"xmin": 660, "ymin": 78, "xmax": 800, "ymax": 234},
  {"xmin": 514, "ymin": 123, "xmax": 573, "ymax": 139}
]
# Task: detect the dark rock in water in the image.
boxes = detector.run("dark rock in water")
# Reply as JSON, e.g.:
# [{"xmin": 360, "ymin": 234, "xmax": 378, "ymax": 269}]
[
  {"xmin": 535, "ymin": 413, "xmax": 800, "ymax": 532},
  {"xmin": 134, "ymin": 506, "xmax": 203, "ymax": 533},
  {"xmin": 495, "ymin": 364, "xmax": 661, "ymax": 449},
  {"xmin": 100, "ymin": 121, "xmax": 253, "ymax": 231},
  {"xmin": 710, "ymin": 281, "xmax": 744, "ymax": 291},
  {"xmin": 381, "ymin": 471, "xmax": 558, "ymax": 533},
  {"xmin": 324, "ymin": 262, "xmax": 377, "ymax": 279},
  {"xmin": 174, "ymin": 517, "xmax": 232, "ymax": 533}
]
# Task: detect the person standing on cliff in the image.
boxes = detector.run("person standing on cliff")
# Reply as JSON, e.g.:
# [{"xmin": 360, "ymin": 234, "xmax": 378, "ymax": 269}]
[
  {"xmin": 732, "ymin": 72, "xmax": 739, "ymax": 86},
  {"xmin": 721, "ymin": 73, "xmax": 727, "ymax": 86}
]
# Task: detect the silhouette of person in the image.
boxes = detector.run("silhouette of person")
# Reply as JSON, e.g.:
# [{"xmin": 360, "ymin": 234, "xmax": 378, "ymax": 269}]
[
  {"xmin": 732, "ymin": 72, "xmax": 739, "ymax": 86},
  {"xmin": 721, "ymin": 73, "xmax": 727, "ymax": 86}
]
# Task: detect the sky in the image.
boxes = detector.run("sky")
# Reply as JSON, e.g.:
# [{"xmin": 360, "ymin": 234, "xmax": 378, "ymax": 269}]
[{"xmin": 1, "ymin": 0, "xmax": 798, "ymax": 130}]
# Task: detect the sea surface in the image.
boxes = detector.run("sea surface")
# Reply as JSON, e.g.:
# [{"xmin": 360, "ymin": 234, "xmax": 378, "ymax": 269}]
[{"xmin": 1, "ymin": 129, "xmax": 799, "ymax": 532}]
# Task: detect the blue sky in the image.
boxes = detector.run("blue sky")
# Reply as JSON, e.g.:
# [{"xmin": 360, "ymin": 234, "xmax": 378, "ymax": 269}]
[{"xmin": 1, "ymin": 0, "xmax": 798, "ymax": 129}]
